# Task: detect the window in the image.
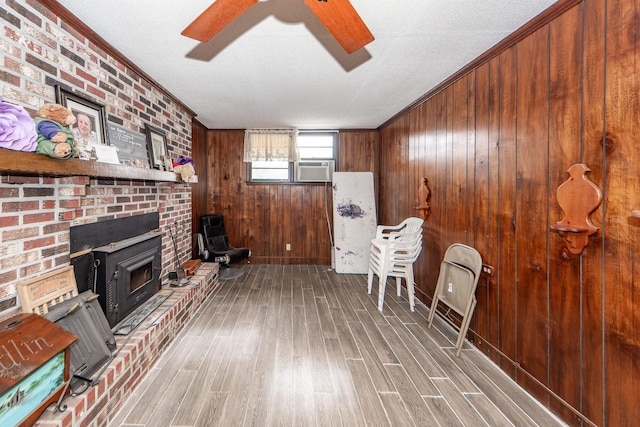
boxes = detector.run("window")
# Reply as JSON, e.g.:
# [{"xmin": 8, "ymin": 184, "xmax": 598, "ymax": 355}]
[
  {"xmin": 247, "ymin": 131, "xmax": 338, "ymax": 183},
  {"xmin": 250, "ymin": 160, "xmax": 291, "ymax": 181},
  {"xmin": 297, "ymin": 132, "xmax": 336, "ymax": 160}
]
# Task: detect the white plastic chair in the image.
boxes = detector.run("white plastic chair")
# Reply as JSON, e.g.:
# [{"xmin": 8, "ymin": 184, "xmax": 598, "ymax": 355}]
[
  {"xmin": 367, "ymin": 217, "xmax": 424, "ymax": 312},
  {"xmin": 373, "ymin": 217, "xmax": 425, "ymax": 241},
  {"xmin": 427, "ymin": 243, "xmax": 482, "ymax": 356}
]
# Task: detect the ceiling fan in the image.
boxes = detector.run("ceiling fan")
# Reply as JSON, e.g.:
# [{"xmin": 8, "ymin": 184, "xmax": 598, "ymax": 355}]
[{"xmin": 181, "ymin": 0, "xmax": 374, "ymax": 54}]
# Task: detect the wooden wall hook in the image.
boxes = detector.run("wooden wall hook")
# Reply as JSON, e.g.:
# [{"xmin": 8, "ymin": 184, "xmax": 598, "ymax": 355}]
[
  {"xmin": 550, "ymin": 163, "xmax": 602, "ymax": 255},
  {"xmin": 414, "ymin": 177, "xmax": 431, "ymax": 220}
]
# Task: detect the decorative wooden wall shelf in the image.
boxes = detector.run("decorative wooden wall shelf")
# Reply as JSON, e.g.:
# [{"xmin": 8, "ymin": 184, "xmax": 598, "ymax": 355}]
[
  {"xmin": 0, "ymin": 149, "xmax": 180, "ymax": 182},
  {"xmin": 414, "ymin": 177, "xmax": 431, "ymax": 220},
  {"xmin": 550, "ymin": 163, "xmax": 602, "ymax": 255}
]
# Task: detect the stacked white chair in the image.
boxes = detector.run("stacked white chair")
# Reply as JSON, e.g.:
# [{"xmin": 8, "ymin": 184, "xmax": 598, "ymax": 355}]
[{"xmin": 367, "ymin": 217, "xmax": 424, "ymax": 312}]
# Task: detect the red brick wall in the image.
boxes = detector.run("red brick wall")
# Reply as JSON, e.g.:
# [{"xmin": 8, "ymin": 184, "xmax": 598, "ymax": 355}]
[{"xmin": 0, "ymin": 0, "xmax": 195, "ymax": 321}]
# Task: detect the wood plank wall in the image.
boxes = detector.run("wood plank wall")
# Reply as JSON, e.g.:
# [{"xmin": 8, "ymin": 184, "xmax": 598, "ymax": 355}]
[
  {"xmin": 190, "ymin": 120, "xmax": 209, "ymax": 257},
  {"xmin": 198, "ymin": 129, "xmax": 377, "ymax": 265},
  {"xmin": 377, "ymin": 0, "xmax": 638, "ymax": 425}
]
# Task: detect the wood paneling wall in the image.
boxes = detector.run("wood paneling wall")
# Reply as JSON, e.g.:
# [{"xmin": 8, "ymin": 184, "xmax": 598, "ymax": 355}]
[
  {"xmin": 377, "ymin": 0, "xmax": 638, "ymax": 425},
  {"xmin": 190, "ymin": 120, "xmax": 209, "ymax": 258},
  {"xmin": 199, "ymin": 129, "xmax": 377, "ymax": 265}
]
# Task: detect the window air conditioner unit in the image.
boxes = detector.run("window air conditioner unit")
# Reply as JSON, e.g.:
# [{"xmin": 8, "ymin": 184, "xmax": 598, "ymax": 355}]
[{"xmin": 295, "ymin": 160, "xmax": 335, "ymax": 182}]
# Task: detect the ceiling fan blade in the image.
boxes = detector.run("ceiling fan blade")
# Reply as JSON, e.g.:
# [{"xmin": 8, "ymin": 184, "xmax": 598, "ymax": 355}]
[
  {"xmin": 303, "ymin": 0, "xmax": 374, "ymax": 54},
  {"xmin": 182, "ymin": 0, "xmax": 259, "ymax": 42}
]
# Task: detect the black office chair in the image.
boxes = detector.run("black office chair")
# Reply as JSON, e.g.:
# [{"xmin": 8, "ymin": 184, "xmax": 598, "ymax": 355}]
[{"xmin": 198, "ymin": 214, "xmax": 250, "ymax": 280}]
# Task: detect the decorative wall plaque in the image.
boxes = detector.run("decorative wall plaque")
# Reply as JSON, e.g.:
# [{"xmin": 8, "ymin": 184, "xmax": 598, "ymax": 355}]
[
  {"xmin": 16, "ymin": 266, "xmax": 78, "ymax": 315},
  {"xmin": 107, "ymin": 123, "xmax": 151, "ymax": 168}
]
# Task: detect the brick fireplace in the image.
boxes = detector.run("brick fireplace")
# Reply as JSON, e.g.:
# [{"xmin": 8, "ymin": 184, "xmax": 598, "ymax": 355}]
[
  {"xmin": 0, "ymin": 0, "xmax": 195, "ymax": 324},
  {"xmin": 0, "ymin": 174, "xmax": 201, "ymax": 426},
  {"xmin": 0, "ymin": 1, "xmax": 206, "ymax": 423},
  {"xmin": 35, "ymin": 263, "xmax": 219, "ymax": 427},
  {"xmin": 0, "ymin": 174, "xmax": 193, "ymax": 321}
]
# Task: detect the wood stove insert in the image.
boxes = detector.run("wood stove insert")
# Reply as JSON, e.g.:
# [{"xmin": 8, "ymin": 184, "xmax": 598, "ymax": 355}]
[
  {"xmin": 70, "ymin": 213, "xmax": 164, "ymax": 328},
  {"xmin": 92, "ymin": 231, "xmax": 163, "ymax": 327}
]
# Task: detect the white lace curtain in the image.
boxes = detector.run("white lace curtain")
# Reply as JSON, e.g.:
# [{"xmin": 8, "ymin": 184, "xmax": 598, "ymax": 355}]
[{"xmin": 243, "ymin": 129, "xmax": 299, "ymax": 162}]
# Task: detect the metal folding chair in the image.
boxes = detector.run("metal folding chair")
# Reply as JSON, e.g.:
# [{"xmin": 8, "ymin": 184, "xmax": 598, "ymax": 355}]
[{"xmin": 427, "ymin": 243, "xmax": 482, "ymax": 356}]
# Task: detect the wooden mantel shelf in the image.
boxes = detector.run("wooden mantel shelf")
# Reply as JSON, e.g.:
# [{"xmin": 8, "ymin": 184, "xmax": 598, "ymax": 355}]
[{"xmin": 1, "ymin": 149, "xmax": 180, "ymax": 182}]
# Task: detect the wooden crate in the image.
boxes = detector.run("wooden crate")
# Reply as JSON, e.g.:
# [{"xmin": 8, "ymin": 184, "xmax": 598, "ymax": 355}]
[{"xmin": 16, "ymin": 266, "xmax": 78, "ymax": 315}]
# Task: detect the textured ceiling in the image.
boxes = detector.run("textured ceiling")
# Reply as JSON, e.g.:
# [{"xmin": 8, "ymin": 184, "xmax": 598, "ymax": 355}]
[{"xmin": 54, "ymin": 0, "xmax": 556, "ymax": 129}]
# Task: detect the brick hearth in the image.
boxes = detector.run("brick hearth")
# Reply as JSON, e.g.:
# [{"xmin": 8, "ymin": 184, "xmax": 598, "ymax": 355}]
[{"xmin": 34, "ymin": 263, "xmax": 219, "ymax": 427}]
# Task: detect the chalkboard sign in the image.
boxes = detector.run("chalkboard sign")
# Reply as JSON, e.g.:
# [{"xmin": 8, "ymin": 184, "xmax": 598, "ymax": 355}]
[{"xmin": 107, "ymin": 124, "xmax": 150, "ymax": 168}]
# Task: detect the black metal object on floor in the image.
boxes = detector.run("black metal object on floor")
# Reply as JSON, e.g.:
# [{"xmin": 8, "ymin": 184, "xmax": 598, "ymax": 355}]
[{"xmin": 219, "ymin": 267, "xmax": 244, "ymax": 280}]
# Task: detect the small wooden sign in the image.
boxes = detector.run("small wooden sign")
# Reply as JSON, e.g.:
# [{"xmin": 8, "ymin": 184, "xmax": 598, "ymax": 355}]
[
  {"xmin": 107, "ymin": 123, "xmax": 151, "ymax": 168},
  {"xmin": 16, "ymin": 266, "xmax": 78, "ymax": 315}
]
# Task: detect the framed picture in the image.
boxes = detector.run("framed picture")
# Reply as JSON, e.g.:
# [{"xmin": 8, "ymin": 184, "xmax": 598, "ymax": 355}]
[
  {"xmin": 145, "ymin": 124, "xmax": 169, "ymax": 170},
  {"xmin": 55, "ymin": 85, "xmax": 108, "ymax": 160}
]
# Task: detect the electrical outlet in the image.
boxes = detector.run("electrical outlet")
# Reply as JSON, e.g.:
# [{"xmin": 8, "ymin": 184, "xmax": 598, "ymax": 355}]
[
  {"xmin": 481, "ymin": 264, "xmax": 495, "ymax": 276},
  {"xmin": 286, "ymin": 243, "xmax": 291, "ymax": 251}
]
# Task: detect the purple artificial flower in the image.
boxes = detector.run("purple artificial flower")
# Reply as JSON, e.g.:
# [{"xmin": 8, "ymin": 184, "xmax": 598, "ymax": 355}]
[
  {"xmin": 173, "ymin": 155, "xmax": 195, "ymax": 169},
  {"xmin": 0, "ymin": 96, "xmax": 37, "ymax": 151}
]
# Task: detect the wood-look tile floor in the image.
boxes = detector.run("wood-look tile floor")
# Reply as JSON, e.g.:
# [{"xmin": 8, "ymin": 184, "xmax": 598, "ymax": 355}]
[{"xmin": 110, "ymin": 265, "xmax": 566, "ymax": 427}]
